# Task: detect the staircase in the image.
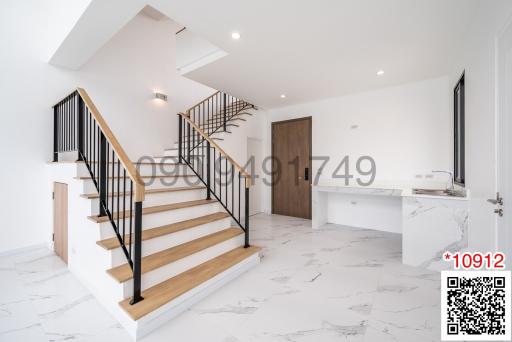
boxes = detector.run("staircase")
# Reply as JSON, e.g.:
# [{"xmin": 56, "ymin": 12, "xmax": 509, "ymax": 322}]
[
  {"xmin": 186, "ymin": 90, "xmax": 255, "ymax": 137},
  {"xmin": 50, "ymin": 88, "xmax": 259, "ymax": 339}
]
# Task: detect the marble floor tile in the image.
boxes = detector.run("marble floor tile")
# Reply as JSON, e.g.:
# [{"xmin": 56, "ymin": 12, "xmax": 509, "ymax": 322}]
[{"xmin": 0, "ymin": 214, "xmax": 443, "ymax": 341}]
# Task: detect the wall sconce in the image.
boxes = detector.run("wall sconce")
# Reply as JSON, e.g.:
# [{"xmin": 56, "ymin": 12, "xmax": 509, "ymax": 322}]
[{"xmin": 154, "ymin": 92, "xmax": 168, "ymax": 101}]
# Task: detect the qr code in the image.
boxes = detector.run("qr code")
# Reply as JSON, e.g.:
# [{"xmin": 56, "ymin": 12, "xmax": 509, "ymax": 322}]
[{"xmin": 441, "ymin": 271, "xmax": 511, "ymax": 341}]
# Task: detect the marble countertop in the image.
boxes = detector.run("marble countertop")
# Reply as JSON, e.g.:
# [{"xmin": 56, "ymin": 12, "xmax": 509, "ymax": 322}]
[
  {"xmin": 400, "ymin": 188, "xmax": 469, "ymax": 201},
  {"xmin": 312, "ymin": 184, "xmax": 403, "ymax": 197},
  {"xmin": 313, "ymin": 183, "xmax": 469, "ymax": 201}
]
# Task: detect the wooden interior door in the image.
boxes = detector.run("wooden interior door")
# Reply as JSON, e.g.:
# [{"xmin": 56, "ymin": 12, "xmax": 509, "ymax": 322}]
[
  {"xmin": 53, "ymin": 182, "xmax": 68, "ymax": 264},
  {"xmin": 272, "ymin": 117, "xmax": 312, "ymax": 219}
]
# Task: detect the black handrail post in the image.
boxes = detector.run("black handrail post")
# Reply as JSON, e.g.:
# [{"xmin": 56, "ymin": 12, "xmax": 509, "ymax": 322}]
[
  {"xmin": 99, "ymin": 133, "xmax": 107, "ymax": 217},
  {"xmin": 244, "ymin": 183, "xmax": 250, "ymax": 248},
  {"xmin": 130, "ymin": 201, "xmax": 144, "ymax": 305},
  {"xmin": 53, "ymin": 106, "xmax": 59, "ymax": 162},
  {"xmin": 223, "ymin": 93, "xmax": 227, "ymax": 132},
  {"xmin": 178, "ymin": 114, "xmax": 183, "ymax": 163},
  {"xmin": 206, "ymin": 141, "xmax": 211, "ymax": 200},
  {"xmin": 77, "ymin": 95, "xmax": 84, "ymax": 161},
  {"xmin": 187, "ymin": 122, "xmax": 191, "ymax": 161}
]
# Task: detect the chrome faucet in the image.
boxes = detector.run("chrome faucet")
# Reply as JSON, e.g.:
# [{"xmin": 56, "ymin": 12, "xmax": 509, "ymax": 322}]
[{"xmin": 432, "ymin": 170, "xmax": 454, "ymax": 190}]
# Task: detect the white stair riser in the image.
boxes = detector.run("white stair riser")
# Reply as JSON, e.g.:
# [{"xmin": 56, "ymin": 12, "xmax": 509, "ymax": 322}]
[
  {"xmin": 97, "ymin": 202, "xmax": 223, "ymax": 239},
  {"xmin": 87, "ymin": 189, "xmax": 207, "ymax": 216},
  {"xmin": 122, "ymin": 234, "xmax": 244, "ymax": 295},
  {"xmin": 108, "ymin": 217, "xmax": 232, "ymax": 267},
  {"xmin": 159, "ymin": 154, "xmax": 207, "ymax": 162},
  {"xmin": 81, "ymin": 176, "xmax": 201, "ymax": 193},
  {"xmin": 76, "ymin": 163, "xmax": 192, "ymax": 177},
  {"xmin": 172, "ymin": 141, "xmax": 222, "ymax": 148}
]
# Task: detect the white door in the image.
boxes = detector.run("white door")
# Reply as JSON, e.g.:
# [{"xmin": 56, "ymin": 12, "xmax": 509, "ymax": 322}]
[
  {"xmin": 497, "ymin": 17, "xmax": 512, "ymax": 261},
  {"xmin": 247, "ymin": 137, "xmax": 262, "ymax": 216}
]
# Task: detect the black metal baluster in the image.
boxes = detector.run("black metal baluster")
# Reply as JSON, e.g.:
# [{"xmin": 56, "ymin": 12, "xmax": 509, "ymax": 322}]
[
  {"xmin": 117, "ymin": 159, "xmax": 120, "ymax": 230},
  {"xmin": 187, "ymin": 122, "xmax": 191, "ymax": 162},
  {"xmin": 206, "ymin": 141, "xmax": 211, "ymax": 200},
  {"xmin": 225, "ymin": 157, "xmax": 228, "ymax": 206},
  {"xmin": 62, "ymin": 103, "xmax": 65, "ymax": 150},
  {"xmin": 122, "ymin": 169, "xmax": 126, "ymax": 242},
  {"xmin": 99, "ymin": 132, "xmax": 107, "ymax": 216},
  {"xmin": 245, "ymin": 179, "xmax": 250, "ymax": 247},
  {"xmin": 223, "ymin": 93, "xmax": 227, "ymax": 132},
  {"xmin": 62, "ymin": 99, "xmax": 66, "ymax": 151},
  {"xmin": 53, "ymin": 105, "xmax": 58, "ymax": 161},
  {"xmin": 130, "ymin": 201, "xmax": 143, "ymax": 305},
  {"xmin": 62, "ymin": 101, "xmax": 68, "ymax": 151},
  {"xmin": 219, "ymin": 155, "xmax": 222, "ymax": 202},
  {"xmin": 72, "ymin": 94, "xmax": 75, "ymax": 150},
  {"xmin": 192, "ymin": 108, "xmax": 195, "ymax": 168},
  {"xmin": 93, "ymin": 124, "xmax": 96, "ymax": 180},
  {"xmin": 66, "ymin": 100, "xmax": 68, "ymax": 150},
  {"xmin": 178, "ymin": 115, "xmax": 182, "ymax": 163},
  {"xmin": 111, "ymin": 151, "xmax": 115, "ymax": 228},
  {"xmin": 231, "ymin": 164, "xmax": 234, "ymax": 214},
  {"xmin": 77, "ymin": 95, "xmax": 84, "ymax": 161},
  {"xmin": 89, "ymin": 111, "xmax": 92, "ymax": 167},
  {"xmin": 238, "ymin": 172, "xmax": 241, "ymax": 221},
  {"xmin": 106, "ymin": 143, "xmax": 109, "ymax": 213},
  {"xmin": 213, "ymin": 150, "xmax": 216, "ymax": 195},
  {"xmin": 68, "ymin": 96, "xmax": 71, "ymax": 150},
  {"xmin": 129, "ymin": 181, "xmax": 133, "ymax": 259}
]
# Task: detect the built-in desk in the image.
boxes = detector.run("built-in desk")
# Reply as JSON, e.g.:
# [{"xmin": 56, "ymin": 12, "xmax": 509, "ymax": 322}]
[
  {"xmin": 312, "ymin": 183, "xmax": 469, "ymax": 271},
  {"xmin": 312, "ymin": 184, "xmax": 405, "ymax": 233}
]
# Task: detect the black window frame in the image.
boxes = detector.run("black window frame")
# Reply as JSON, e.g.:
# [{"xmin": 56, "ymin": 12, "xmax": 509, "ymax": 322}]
[{"xmin": 454, "ymin": 72, "xmax": 465, "ymax": 186}]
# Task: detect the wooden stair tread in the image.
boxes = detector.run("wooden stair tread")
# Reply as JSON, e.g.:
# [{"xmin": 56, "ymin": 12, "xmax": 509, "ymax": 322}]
[
  {"xmin": 119, "ymin": 246, "xmax": 260, "ymax": 320},
  {"xmin": 88, "ymin": 199, "xmax": 216, "ymax": 223},
  {"xmin": 81, "ymin": 185, "xmax": 205, "ymax": 199},
  {"xmin": 107, "ymin": 227, "xmax": 243, "ymax": 283},
  {"xmin": 96, "ymin": 212, "xmax": 230, "ymax": 250}
]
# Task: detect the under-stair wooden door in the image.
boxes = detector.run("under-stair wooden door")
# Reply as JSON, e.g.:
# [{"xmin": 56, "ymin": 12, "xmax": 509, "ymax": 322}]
[
  {"xmin": 53, "ymin": 182, "xmax": 68, "ymax": 264},
  {"xmin": 272, "ymin": 117, "xmax": 312, "ymax": 219}
]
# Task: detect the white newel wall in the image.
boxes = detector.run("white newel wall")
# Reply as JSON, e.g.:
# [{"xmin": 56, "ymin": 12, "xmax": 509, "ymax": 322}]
[{"xmin": 0, "ymin": 2, "xmax": 214, "ymax": 253}]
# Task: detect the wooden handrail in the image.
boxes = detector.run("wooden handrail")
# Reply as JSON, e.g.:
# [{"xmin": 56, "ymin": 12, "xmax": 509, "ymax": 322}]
[
  {"xmin": 77, "ymin": 88, "xmax": 146, "ymax": 201},
  {"xmin": 178, "ymin": 112, "xmax": 252, "ymax": 184},
  {"xmin": 186, "ymin": 91, "xmax": 220, "ymax": 113}
]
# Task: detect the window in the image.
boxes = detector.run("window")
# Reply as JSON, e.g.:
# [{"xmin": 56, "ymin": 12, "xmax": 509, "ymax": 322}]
[{"xmin": 454, "ymin": 73, "xmax": 465, "ymax": 186}]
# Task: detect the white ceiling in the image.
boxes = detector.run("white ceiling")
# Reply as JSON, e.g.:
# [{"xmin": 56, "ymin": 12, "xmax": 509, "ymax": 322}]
[
  {"xmin": 148, "ymin": 0, "xmax": 479, "ymax": 108},
  {"xmin": 50, "ymin": 0, "xmax": 481, "ymax": 108}
]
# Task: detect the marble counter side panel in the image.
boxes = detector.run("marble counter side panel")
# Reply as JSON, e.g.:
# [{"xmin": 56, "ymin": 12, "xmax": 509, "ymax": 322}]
[{"xmin": 402, "ymin": 197, "xmax": 468, "ymax": 271}]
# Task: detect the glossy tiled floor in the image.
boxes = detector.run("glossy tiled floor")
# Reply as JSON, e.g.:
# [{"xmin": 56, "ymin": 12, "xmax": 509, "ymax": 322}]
[{"xmin": 0, "ymin": 214, "xmax": 441, "ymax": 341}]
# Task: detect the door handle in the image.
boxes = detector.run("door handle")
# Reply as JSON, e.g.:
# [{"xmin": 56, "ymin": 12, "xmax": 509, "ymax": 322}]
[
  {"xmin": 305, "ymin": 167, "xmax": 309, "ymax": 181},
  {"xmin": 487, "ymin": 192, "xmax": 504, "ymax": 206}
]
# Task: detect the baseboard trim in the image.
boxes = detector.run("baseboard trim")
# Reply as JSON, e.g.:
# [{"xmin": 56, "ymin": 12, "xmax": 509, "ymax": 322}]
[{"xmin": 0, "ymin": 243, "xmax": 49, "ymax": 257}]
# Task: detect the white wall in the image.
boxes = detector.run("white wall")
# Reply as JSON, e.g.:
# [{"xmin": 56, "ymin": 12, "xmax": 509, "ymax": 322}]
[
  {"xmin": 449, "ymin": 1, "xmax": 512, "ymax": 253},
  {"xmin": 262, "ymin": 77, "xmax": 452, "ymax": 214},
  {"xmin": 0, "ymin": 2, "xmax": 214, "ymax": 253}
]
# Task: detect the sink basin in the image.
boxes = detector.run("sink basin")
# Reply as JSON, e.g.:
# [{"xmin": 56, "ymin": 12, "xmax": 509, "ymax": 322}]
[{"xmin": 412, "ymin": 188, "xmax": 466, "ymax": 198}]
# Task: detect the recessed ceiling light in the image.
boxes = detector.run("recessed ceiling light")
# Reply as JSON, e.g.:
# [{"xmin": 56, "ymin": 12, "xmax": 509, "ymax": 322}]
[
  {"xmin": 231, "ymin": 32, "xmax": 241, "ymax": 40},
  {"xmin": 280, "ymin": 94, "xmax": 286, "ymax": 98},
  {"xmin": 377, "ymin": 70, "xmax": 385, "ymax": 76}
]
